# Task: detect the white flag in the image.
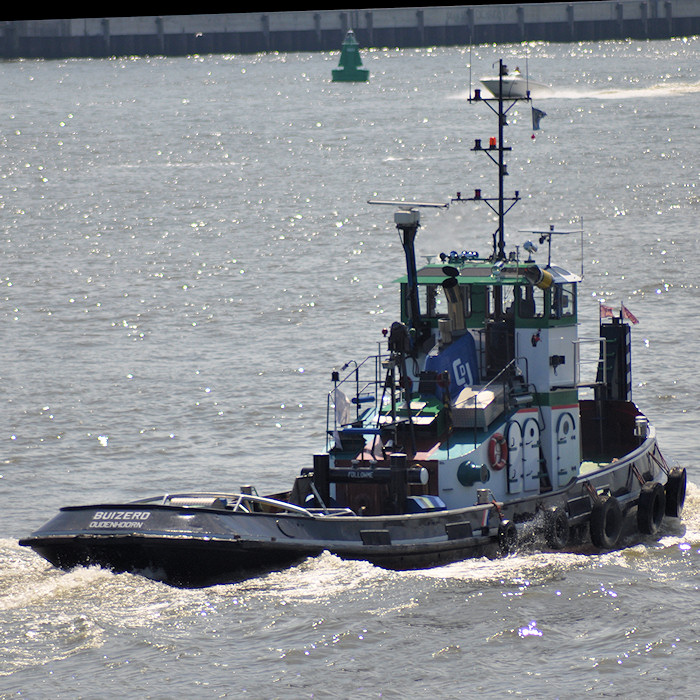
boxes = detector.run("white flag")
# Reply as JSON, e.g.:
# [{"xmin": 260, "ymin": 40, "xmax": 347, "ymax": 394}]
[{"xmin": 333, "ymin": 388, "xmax": 352, "ymax": 426}]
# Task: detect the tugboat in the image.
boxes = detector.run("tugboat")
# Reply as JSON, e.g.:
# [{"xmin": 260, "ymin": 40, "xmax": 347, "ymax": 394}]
[{"xmin": 20, "ymin": 61, "xmax": 685, "ymax": 588}]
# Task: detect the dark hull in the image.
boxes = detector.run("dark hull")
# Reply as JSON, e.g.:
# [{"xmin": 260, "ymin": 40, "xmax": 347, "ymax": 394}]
[
  {"xmin": 23, "ymin": 534, "xmax": 314, "ymax": 588},
  {"xmin": 19, "ymin": 502, "xmax": 503, "ymax": 587},
  {"xmin": 22, "ymin": 530, "xmax": 497, "ymax": 588}
]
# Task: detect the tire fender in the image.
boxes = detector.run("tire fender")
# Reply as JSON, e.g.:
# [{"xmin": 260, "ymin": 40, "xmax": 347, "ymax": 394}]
[
  {"xmin": 637, "ymin": 481, "xmax": 665, "ymax": 535},
  {"xmin": 665, "ymin": 467, "xmax": 687, "ymax": 518},
  {"xmin": 590, "ymin": 495, "xmax": 623, "ymax": 549},
  {"xmin": 544, "ymin": 506, "xmax": 570, "ymax": 550},
  {"xmin": 497, "ymin": 519, "xmax": 517, "ymax": 554}
]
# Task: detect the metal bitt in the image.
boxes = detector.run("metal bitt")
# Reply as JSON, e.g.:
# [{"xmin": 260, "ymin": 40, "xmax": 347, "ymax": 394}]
[
  {"xmin": 313, "ymin": 453, "xmax": 331, "ymax": 507},
  {"xmin": 389, "ymin": 453, "xmax": 408, "ymax": 514}
]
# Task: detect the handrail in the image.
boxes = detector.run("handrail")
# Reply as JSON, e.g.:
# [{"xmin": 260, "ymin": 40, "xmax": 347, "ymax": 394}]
[
  {"xmin": 135, "ymin": 492, "xmax": 317, "ymax": 517},
  {"xmin": 326, "ymin": 352, "xmax": 384, "ymax": 450},
  {"xmin": 229, "ymin": 493, "xmax": 315, "ymax": 516},
  {"xmin": 326, "ymin": 350, "xmax": 538, "ymax": 450},
  {"xmin": 574, "ymin": 336, "xmax": 608, "ymax": 390}
]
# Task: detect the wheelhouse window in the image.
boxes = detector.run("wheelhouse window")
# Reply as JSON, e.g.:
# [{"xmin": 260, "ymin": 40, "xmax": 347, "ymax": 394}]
[
  {"xmin": 422, "ymin": 283, "xmax": 471, "ymax": 323},
  {"xmin": 551, "ymin": 283, "xmax": 576, "ymax": 319},
  {"xmin": 517, "ymin": 285, "xmax": 546, "ymax": 319}
]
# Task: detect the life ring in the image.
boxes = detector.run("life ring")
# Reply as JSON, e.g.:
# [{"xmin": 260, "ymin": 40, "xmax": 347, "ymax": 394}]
[
  {"xmin": 637, "ymin": 481, "xmax": 666, "ymax": 535},
  {"xmin": 488, "ymin": 433, "xmax": 508, "ymax": 470},
  {"xmin": 665, "ymin": 467, "xmax": 687, "ymax": 518},
  {"xmin": 589, "ymin": 495, "xmax": 623, "ymax": 549}
]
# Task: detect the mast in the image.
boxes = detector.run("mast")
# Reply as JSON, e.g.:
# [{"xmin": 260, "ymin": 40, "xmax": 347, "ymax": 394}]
[
  {"xmin": 497, "ymin": 61, "xmax": 507, "ymax": 260},
  {"xmin": 458, "ymin": 59, "xmax": 529, "ymax": 262}
]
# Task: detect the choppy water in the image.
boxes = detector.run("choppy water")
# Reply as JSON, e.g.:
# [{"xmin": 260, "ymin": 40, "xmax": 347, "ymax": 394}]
[{"xmin": 2, "ymin": 38, "xmax": 700, "ymax": 697}]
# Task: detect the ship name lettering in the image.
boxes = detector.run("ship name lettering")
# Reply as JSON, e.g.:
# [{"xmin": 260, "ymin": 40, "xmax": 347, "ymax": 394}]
[{"xmin": 92, "ymin": 511, "xmax": 151, "ymax": 521}]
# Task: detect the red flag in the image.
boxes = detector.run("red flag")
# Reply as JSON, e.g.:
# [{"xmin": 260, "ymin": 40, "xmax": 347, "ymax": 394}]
[
  {"xmin": 599, "ymin": 303, "xmax": 614, "ymax": 319},
  {"xmin": 621, "ymin": 303, "xmax": 639, "ymax": 324}
]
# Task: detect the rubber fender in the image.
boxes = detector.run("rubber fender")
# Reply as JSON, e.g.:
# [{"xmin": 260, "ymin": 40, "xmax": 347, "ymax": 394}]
[
  {"xmin": 665, "ymin": 467, "xmax": 687, "ymax": 518},
  {"xmin": 497, "ymin": 519, "xmax": 518, "ymax": 554},
  {"xmin": 589, "ymin": 495, "xmax": 623, "ymax": 549},
  {"xmin": 544, "ymin": 506, "xmax": 570, "ymax": 550},
  {"xmin": 637, "ymin": 481, "xmax": 665, "ymax": 535}
]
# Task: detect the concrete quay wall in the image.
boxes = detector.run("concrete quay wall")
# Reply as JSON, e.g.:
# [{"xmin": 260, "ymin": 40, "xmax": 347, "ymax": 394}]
[{"xmin": 2, "ymin": 2, "xmax": 699, "ymax": 60}]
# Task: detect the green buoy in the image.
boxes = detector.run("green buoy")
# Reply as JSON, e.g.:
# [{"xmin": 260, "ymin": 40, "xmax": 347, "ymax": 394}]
[{"xmin": 332, "ymin": 29, "xmax": 369, "ymax": 83}]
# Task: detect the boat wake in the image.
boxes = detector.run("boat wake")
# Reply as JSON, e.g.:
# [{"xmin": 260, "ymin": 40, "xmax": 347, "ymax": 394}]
[
  {"xmin": 415, "ymin": 479, "xmax": 700, "ymax": 585},
  {"xmin": 538, "ymin": 81, "xmax": 700, "ymax": 100},
  {"xmin": 238, "ymin": 551, "xmax": 385, "ymax": 602},
  {"xmin": 0, "ymin": 543, "xmax": 127, "ymax": 676},
  {"xmin": 451, "ymin": 81, "xmax": 700, "ymax": 103}
]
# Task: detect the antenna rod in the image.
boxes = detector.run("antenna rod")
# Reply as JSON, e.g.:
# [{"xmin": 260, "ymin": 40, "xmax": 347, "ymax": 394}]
[{"xmin": 497, "ymin": 59, "xmax": 506, "ymax": 261}]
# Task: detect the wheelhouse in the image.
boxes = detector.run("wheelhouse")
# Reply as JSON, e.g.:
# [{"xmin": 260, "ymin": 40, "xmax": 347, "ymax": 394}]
[{"xmin": 397, "ymin": 259, "xmax": 579, "ymax": 387}]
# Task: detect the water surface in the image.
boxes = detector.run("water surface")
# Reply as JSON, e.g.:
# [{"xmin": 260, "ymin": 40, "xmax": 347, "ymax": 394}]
[{"xmin": 2, "ymin": 38, "xmax": 700, "ymax": 697}]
